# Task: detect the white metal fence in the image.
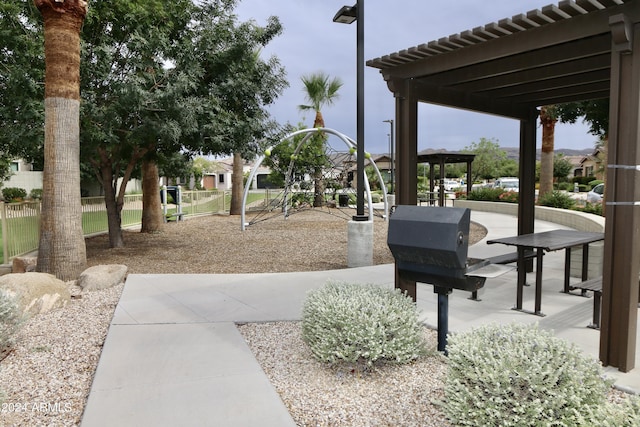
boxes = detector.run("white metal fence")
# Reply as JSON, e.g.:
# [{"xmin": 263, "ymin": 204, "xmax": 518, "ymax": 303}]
[{"xmin": 0, "ymin": 190, "xmax": 230, "ymax": 264}]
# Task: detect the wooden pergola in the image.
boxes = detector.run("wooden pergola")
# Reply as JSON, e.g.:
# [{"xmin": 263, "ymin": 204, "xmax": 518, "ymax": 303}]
[
  {"xmin": 417, "ymin": 152, "xmax": 475, "ymax": 206},
  {"xmin": 368, "ymin": 0, "xmax": 640, "ymax": 372}
]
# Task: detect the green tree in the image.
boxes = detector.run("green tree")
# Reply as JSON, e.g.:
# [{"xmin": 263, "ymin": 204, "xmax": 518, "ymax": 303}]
[
  {"xmin": 33, "ymin": 0, "xmax": 87, "ymax": 281},
  {"xmin": 79, "ymin": 0, "xmax": 286, "ymax": 243},
  {"xmin": 556, "ymin": 100, "xmax": 609, "ymax": 138},
  {"xmin": 554, "ymin": 154, "xmax": 574, "ymax": 182},
  {"xmin": 298, "ymin": 72, "xmax": 343, "ymax": 207},
  {"xmin": 0, "ymin": 1, "xmax": 44, "ymax": 172},
  {"xmin": 2, "ymin": 0, "xmax": 287, "ymax": 247},
  {"xmin": 263, "ymin": 123, "xmax": 330, "ymax": 190},
  {"xmin": 462, "ymin": 138, "xmax": 510, "ymax": 182}
]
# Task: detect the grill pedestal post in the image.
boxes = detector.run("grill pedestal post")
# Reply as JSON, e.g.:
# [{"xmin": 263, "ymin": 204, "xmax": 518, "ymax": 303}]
[{"xmin": 435, "ymin": 286, "xmax": 452, "ymax": 354}]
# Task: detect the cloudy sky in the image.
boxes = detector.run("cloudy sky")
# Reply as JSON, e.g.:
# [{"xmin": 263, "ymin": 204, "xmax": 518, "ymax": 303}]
[{"xmin": 234, "ymin": 0, "xmax": 601, "ymax": 155}]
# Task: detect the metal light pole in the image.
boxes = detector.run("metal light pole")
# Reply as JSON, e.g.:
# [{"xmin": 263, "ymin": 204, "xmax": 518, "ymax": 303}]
[
  {"xmin": 334, "ymin": 1, "xmax": 366, "ymax": 221},
  {"xmin": 383, "ymin": 119, "xmax": 394, "ymax": 194}
]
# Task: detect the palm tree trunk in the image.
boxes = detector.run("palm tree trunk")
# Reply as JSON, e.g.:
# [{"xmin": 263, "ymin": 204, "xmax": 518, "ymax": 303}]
[
  {"xmin": 35, "ymin": 0, "xmax": 87, "ymax": 281},
  {"xmin": 141, "ymin": 158, "xmax": 165, "ymax": 232},
  {"xmin": 539, "ymin": 106, "xmax": 557, "ymax": 198}
]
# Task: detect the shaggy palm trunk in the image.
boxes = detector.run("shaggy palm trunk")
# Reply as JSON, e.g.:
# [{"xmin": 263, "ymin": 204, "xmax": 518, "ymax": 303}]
[
  {"xmin": 313, "ymin": 110, "xmax": 325, "ymax": 207},
  {"xmin": 141, "ymin": 159, "xmax": 164, "ymax": 232},
  {"xmin": 229, "ymin": 152, "xmax": 244, "ymax": 215},
  {"xmin": 35, "ymin": 0, "xmax": 87, "ymax": 281},
  {"xmin": 539, "ymin": 106, "xmax": 557, "ymax": 198}
]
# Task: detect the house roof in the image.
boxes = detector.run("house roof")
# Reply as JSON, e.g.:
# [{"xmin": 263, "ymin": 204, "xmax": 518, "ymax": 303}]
[{"xmin": 367, "ymin": 0, "xmax": 637, "ymax": 119}]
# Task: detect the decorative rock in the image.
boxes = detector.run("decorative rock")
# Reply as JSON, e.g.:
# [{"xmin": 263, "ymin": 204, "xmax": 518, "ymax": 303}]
[
  {"xmin": 78, "ymin": 265, "xmax": 128, "ymax": 292},
  {"xmin": 0, "ymin": 272, "xmax": 70, "ymax": 316},
  {"xmin": 12, "ymin": 256, "xmax": 37, "ymax": 273}
]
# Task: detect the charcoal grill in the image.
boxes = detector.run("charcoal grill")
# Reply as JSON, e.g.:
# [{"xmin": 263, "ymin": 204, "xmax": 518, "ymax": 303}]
[{"xmin": 387, "ymin": 205, "xmax": 511, "ymax": 352}]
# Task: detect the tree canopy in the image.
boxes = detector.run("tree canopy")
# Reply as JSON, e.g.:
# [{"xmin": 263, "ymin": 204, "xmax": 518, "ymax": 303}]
[
  {"xmin": 462, "ymin": 138, "xmax": 517, "ymax": 182},
  {"xmin": 0, "ymin": 1, "xmax": 44, "ymax": 170},
  {"xmin": 2, "ymin": 0, "xmax": 288, "ymax": 246}
]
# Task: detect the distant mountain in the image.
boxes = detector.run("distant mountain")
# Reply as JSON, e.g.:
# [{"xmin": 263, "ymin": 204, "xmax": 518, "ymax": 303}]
[
  {"xmin": 416, "ymin": 147, "xmax": 593, "ymax": 161},
  {"xmin": 501, "ymin": 147, "xmax": 593, "ymax": 160}
]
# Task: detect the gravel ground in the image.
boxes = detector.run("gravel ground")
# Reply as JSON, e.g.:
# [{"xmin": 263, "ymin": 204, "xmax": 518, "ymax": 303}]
[
  {"xmin": 0, "ymin": 209, "xmax": 487, "ymax": 426},
  {"xmin": 238, "ymin": 322, "xmax": 453, "ymax": 427}
]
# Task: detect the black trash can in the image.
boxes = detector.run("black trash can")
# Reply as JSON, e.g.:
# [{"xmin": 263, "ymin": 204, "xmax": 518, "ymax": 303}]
[{"xmin": 338, "ymin": 194, "xmax": 350, "ymax": 207}]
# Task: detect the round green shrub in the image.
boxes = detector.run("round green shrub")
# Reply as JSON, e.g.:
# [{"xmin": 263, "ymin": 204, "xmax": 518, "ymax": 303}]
[
  {"xmin": 29, "ymin": 188, "xmax": 43, "ymax": 200},
  {"xmin": 1, "ymin": 187, "xmax": 27, "ymax": 202},
  {"xmin": 444, "ymin": 323, "xmax": 612, "ymax": 427},
  {"xmin": 537, "ymin": 190, "xmax": 576, "ymax": 209},
  {"xmin": 467, "ymin": 187, "xmax": 504, "ymax": 202},
  {"xmin": 0, "ymin": 290, "xmax": 24, "ymax": 358},
  {"xmin": 301, "ymin": 281, "xmax": 426, "ymax": 367}
]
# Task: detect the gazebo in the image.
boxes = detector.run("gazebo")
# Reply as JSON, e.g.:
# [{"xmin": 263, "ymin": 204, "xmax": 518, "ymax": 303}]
[
  {"xmin": 417, "ymin": 151, "xmax": 475, "ymax": 207},
  {"xmin": 368, "ymin": 0, "xmax": 640, "ymax": 372}
]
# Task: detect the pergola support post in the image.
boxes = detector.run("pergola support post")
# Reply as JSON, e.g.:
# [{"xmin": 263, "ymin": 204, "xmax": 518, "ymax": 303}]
[
  {"xmin": 599, "ymin": 15, "xmax": 640, "ymax": 373},
  {"xmin": 394, "ymin": 79, "xmax": 418, "ymax": 301}
]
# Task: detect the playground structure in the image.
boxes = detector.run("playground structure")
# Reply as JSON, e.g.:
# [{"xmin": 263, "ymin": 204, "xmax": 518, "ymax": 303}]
[{"xmin": 241, "ymin": 127, "xmax": 389, "ymax": 231}]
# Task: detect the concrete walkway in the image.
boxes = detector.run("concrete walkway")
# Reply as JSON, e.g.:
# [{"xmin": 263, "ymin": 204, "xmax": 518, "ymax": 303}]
[{"xmin": 81, "ymin": 211, "xmax": 640, "ymax": 426}]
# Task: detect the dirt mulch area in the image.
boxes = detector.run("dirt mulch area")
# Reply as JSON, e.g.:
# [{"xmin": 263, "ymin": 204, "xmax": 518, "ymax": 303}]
[{"xmin": 85, "ymin": 209, "xmax": 487, "ymax": 274}]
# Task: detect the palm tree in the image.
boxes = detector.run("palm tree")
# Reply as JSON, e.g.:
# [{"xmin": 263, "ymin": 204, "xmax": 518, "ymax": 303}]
[
  {"xmin": 539, "ymin": 105, "xmax": 558, "ymax": 198},
  {"xmin": 34, "ymin": 0, "xmax": 87, "ymax": 281},
  {"xmin": 298, "ymin": 72, "xmax": 343, "ymax": 207}
]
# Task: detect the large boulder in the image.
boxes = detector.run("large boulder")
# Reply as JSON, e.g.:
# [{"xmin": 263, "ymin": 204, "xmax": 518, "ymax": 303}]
[
  {"xmin": 78, "ymin": 265, "xmax": 128, "ymax": 291},
  {"xmin": 0, "ymin": 272, "xmax": 70, "ymax": 316}
]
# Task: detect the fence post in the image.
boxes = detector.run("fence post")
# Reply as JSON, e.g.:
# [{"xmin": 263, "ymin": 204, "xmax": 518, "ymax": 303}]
[{"xmin": 1, "ymin": 202, "xmax": 7, "ymax": 265}]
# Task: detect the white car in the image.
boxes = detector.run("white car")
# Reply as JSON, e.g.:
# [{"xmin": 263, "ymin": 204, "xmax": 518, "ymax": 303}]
[
  {"xmin": 587, "ymin": 183, "xmax": 604, "ymax": 203},
  {"xmin": 495, "ymin": 178, "xmax": 519, "ymax": 192},
  {"xmin": 439, "ymin": 180, "xmax": 460, "ymax": 191}
]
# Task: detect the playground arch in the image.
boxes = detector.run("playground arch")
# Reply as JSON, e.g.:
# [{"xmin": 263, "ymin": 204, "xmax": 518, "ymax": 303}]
[{"xmin": 241, "ymin": 127, "xmax": 388, "ymax": 231}]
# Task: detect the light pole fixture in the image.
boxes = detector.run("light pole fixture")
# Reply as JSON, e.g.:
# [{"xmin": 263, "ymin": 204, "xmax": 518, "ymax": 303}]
[
  {"xmin": 383, "ymin": 119, "xmax": 394, "ymax": 194},
  {"xmin": 334, "ymin": 1, "xmax": 367, "ymax": 221},
  {"xmin": 332, "ymin": 5, "xmax": 356, "ymax": 24}
]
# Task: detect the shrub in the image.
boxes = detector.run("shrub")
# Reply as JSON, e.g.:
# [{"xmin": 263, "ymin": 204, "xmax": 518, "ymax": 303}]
[
  {"xmin": 301, "ymin": 281, "xmax": 426, "ymax": 367},
  {"xmin": 557, "ymin": 181, "xmax": 573, "ymax": 191},
  {"xmin": 29, "ymin": 188, "xmax": 43, "ymax": 200},
  {"xmin": 444, "ymin": 323, "xmax": 614, "ymax": 426},
  {"xmin": 498, "ymin": 191, "xmax": 518, "ymax": 203},
  {"xmin": 1, "ymin": 187, "xmax": 27, "ymax": 202},
  {"xmin": 575, "ymin": 202, "xmax": 603, "ymax": 216},
  {"xmin": 467, "ymin": 187, "xmax": 504, "ymax": 202},
  {"xmin": 0, "ymin": 290, "xmax": 24, "ymax": 358},
  {"xmin": 537, "ymin": 190, "xmax": 576, "ymax": 209}
]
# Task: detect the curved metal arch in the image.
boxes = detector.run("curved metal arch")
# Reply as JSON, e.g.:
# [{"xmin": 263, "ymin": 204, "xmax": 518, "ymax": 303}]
[{"xmin": 241, "ymin": 127, "xmax": 388, "ymax": 230}]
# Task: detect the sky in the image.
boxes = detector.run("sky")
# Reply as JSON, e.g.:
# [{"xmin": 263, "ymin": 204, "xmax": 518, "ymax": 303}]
[{"xmin": 233, "ymin": 0, "xmax": 601, "ymax": 155}]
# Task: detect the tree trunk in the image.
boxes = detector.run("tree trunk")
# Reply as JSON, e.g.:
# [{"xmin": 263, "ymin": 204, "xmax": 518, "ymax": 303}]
[
  {"xmin": 539, "ymin": 106, "xmax": 557, "ymax": 198},
  {"xmin": 35, "ymin": 0, "xmax": 87, "ymax": 281},
  {"xmin": 98, "ymin": 161, "xmax": 124, "ymax": 248},
  {"xmin": 312, "ymin": 112, "xmax": 326, "ymax": 208},
  {"xmin": 229, "ymin": 152, "xmax": 244, "ymax": 215},
  {"xmin": 141, "ymin": 158, "xmax": 164, "ymax": 232}
]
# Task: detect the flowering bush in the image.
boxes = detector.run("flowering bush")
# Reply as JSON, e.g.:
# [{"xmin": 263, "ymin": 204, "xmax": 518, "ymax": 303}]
[
  {"xmin": 498, "ymin": 190, "xmax": 519, "ymax": 203},
  {"xmin": 443, "ymin": 323, "xmax": 637, "ymax": 426},
  {"xmin": 301, "ymin": 281, "xmax": 426, "ymax": 367}
]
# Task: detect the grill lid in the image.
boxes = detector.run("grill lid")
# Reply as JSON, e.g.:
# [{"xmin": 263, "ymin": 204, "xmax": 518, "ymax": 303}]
[{"xmin": 387, "ymin": 205, "xmax": 470, "ymax": 271}]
